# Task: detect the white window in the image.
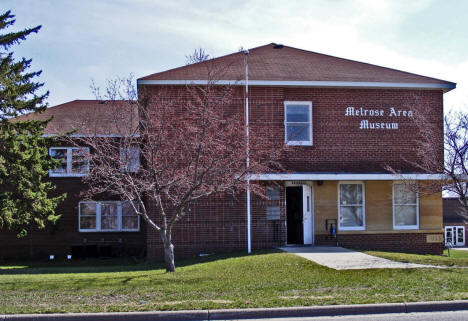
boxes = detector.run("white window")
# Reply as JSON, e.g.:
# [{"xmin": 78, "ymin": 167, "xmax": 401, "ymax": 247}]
[
  {"xmin": 284, "ymin": 101, "xmax": 312, "ymax": 145},
  {"xmin": 338, "ymin": 182, "xmax": 365, "ymax": 230},
  {"xmin": 120, "ymin": 145, "xmax": 140, "ymax": 172},
  {"xmin": 78, "ymin": 201, "xmax": 140, "ymax": 232},
  {"xmin": 393, "ymin": 182, "xmax": 419, "ymax": 229},
  {"xmin": 49, "ymin": 147, "xmax": 89, "ymax": 177}
]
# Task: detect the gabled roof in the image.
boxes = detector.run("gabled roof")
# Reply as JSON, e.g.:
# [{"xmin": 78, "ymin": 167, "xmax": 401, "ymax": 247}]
[
  {"xmin": 138, "ymin": 43, "xmax": 455, "ymax": 91},
  {"xmin": 14, "ymin": 100, "xmax": 138, "ymax": 136}
]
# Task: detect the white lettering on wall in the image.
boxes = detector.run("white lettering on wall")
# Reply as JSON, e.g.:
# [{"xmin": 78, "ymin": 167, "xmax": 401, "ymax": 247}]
[{"xmin": 345, "ymin": 106, "xmax": 413, "ymax": 130}]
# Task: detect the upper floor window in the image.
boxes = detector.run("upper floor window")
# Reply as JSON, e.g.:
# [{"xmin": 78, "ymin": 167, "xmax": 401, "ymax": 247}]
[
  {"xmin": 49, "ymin": 147, "xmax": 89, "ymax": 177},
  {"xmin": 79, "ymin": 200, "xmax": 140, "ymax": 232},
  {"xmin": 284, "ymin": 101, "xmax": 312, "ymax": 145},
  {"xmin": 338, "ymin": 182, "xmax": 365, "ymax": 231},
  {"xmin": 120, "ymin": 145, "xmax": 140, "ymax": 172},
  {"xmin": 393, "ymin": 182, "xmax": 419, "ymax": 229}
]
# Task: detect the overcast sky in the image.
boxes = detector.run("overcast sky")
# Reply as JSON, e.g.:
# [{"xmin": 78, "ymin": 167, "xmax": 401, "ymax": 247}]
[{"xmin": 2, "ymin": 0, "xmax": 468, "ymax": 113}]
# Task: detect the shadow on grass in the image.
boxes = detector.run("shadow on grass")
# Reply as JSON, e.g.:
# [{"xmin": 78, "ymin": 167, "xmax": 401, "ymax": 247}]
[{"xmin": 0, "ymin": 249, "xmax": 282, "ymax": 275}]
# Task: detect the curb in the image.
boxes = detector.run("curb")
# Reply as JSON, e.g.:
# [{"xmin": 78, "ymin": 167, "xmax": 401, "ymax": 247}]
[{"xmin": 1, "ymin": 300, "xmax": 468, "ymax": 320}]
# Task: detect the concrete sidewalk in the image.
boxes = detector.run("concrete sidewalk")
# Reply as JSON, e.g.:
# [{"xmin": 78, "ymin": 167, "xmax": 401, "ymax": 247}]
[
  {"xmin": 279, "ymin": 246, "xmax": 438, "ymax": 270},
  {"xmin": 1, "ymin": 301, "xmax": 468, "ymax": 320}
]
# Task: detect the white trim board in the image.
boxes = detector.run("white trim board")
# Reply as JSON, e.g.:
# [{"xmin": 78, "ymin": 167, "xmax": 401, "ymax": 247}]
[
  {"xmin": 248, "ymin": 173, "xmax": 445, "ymax": 181},
  {"xmin": 137, "ymin": 79, "xmax": 456, "ymax": 92}
]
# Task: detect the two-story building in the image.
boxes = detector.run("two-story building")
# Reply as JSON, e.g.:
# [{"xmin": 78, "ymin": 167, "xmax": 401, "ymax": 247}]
[
  {"xmin": 0, "ymin": 43, "xmax": 456, "ymax": 260},
  {"xmin": 138, "ymin": 43, "xmax": 455, "ymax": 260},
  {"xmin": 0, "ymin": 100, "xmax": 146, "ymax": 259}
]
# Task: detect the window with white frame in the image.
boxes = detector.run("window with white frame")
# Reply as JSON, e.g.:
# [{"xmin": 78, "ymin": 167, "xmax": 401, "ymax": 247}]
[
  {"xmin": 49, "ymin": 147, "xmax": 89, "ymax": 177},
  {"xmin": 120, "ymin": 145, "xmax": 140, "ymax": 172},
  {"xmin": 338, "ymin": 182, "xmax": 365, "ymax": 230},
  {"xmin": 393, "ymin": 182, "xmax": 419, "ymax": 229},
  {"xmin": 284, "ymin": 101, "xmax": 312, "ymax": 145},
  {"xmin": 78, "ymin": 201, "xmax": 140, "ymax": 232}
]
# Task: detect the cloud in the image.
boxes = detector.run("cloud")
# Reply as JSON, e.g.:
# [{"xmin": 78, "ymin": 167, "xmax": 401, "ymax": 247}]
[{"xmin": 2, "ymin": 0, "xmax": 466, "ymax": 112}]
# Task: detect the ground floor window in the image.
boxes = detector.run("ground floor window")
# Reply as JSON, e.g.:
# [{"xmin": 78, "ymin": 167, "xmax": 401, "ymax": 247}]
[
  {"xmin": 393, "ymin": 182, "xmax": 419, "ymax": 229},
  {"xmin": 338, "ymin": 182, "xmax": 365, "ymax": 230},
  {"xmin": 79, "ymin": 201, "xmax": 140, "ymax": 232}
]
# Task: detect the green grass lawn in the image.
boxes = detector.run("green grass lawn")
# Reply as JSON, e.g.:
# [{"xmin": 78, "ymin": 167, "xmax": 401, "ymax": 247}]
[
  {"xmin": 364, "ymin": 249, "xmax": 468, "ymax": 267},
  {"xmin": 0, "ymin": 249, "xmax": 467, "ymax": 314}
]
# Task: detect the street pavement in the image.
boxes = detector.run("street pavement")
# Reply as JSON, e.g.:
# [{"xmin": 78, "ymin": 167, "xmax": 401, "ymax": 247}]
[{"xmin": 246, "ymin": 310, "xmax": 468, "ymax": 320}]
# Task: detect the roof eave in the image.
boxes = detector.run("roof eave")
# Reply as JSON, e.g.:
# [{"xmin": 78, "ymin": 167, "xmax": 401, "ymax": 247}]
[
  {"xmin": 137, "ymin": 79, "xmax": 456, "ymax": 92},
  {"xmin": 248, "ymin": 173, "xmax": 447, "ymax": 181}
]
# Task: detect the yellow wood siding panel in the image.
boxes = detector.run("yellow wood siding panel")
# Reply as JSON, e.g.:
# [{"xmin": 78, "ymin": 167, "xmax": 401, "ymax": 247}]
[{"xmin": 312, "ymin": 181, "xmax": 442, "ymax": 234}]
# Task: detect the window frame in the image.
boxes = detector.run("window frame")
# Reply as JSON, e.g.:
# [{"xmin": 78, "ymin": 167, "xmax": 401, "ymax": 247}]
[
  {"xmin": 392, "ymin": 182, "xmax": 419, "ymax": 230},
  {"xmin": 78, "ymin": 201, "xmax": 140, "ymax": 232},
  {"xmin": 338, "ymin": 181, "xmax": 366, "ymax": 231},
  {"xmin": 49, "ymin": 147, "xmax": 90, "ymax": 177},
  {"xmin": 284, "ymin": 101, "xmax": 313, "ymax": 146}
]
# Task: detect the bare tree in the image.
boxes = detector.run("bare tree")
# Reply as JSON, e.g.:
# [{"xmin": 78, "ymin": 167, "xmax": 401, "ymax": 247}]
[
  {"xmin": 443, "ymin": 112, "xmax": 468, "ymax": 217},
  {"xmin": 65, "ymin": 74, "xmax": 284, "ymax": 272},
  {"xmin": 185, "ymin": 48, "xmax": 210, "ymax": 65},
  {"xmin": 386, "ymin": 106, "xmax": 468, "ymax": 219}
]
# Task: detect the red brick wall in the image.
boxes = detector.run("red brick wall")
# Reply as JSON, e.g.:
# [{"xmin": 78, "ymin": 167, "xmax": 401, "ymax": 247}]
[
  {"xmin": 316, "ymin": 233, "xmax": 444, "ymax": 254},
  {"xmin": 0, "ymin": 178, "xmax": 146, "ymax": 260},
  {"xmin": 146, "ymin": 193, "xmax": 247, "ymax": 261},
  {"xmin": 146, "ymin": 184, "xmax": 287, "ymax": 262},
  {"xmin": 141, "ymin": 85, "xmax": 444, "ymax": 173}
]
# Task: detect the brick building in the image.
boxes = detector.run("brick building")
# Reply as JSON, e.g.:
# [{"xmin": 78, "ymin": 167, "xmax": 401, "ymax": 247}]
[
  {"xmin": 0, "ymin": 100, "xmax": 146, "ymax": 259},
  {"xmin": 0, "ymin": 43, "xmax": 456, "ymax": 260}
]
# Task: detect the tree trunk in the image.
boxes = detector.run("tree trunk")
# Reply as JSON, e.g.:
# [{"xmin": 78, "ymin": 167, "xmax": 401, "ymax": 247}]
[{"xmin": 161, "ymin": 230, "xmax": 175, "ymax": 272}]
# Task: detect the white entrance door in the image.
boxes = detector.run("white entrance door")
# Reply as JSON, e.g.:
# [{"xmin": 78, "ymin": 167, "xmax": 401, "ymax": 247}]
[
  {"xmin": 302, "ymin": 185, "xmax": 313, "ymax": 245},
  {"xmin": 445, "ymin": 226, "xmax": 465, "ymax": 246}
]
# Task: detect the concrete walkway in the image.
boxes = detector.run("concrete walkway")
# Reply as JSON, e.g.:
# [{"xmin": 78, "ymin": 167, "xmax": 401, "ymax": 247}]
[{"xmin": 279, "ymin": 246, "xmax": 438, "ymax": 270}]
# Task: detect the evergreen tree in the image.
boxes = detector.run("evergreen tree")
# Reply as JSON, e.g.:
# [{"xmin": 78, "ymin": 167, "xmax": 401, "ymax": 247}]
[{"xmin": 0, "ymin": 10, "xmax": 64, "ymax": 237}]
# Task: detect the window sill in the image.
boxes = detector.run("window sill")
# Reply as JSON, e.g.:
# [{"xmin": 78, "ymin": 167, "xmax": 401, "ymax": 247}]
[
  {"xmin": 50, "ymin": 173, "xmax": 88, "ymax": 177},
  {"xmin": 286, "ymin": 141, "xmax": 313, "ymax": 146},
  {"xmin": 339, "ymin": 226, "xmax": 366, "ymax": 231},
  {"xmin": 393, "ymin": 226, "xmax": 419, "ymax": 230},
  {"xmin": 79, "ymin": 229, "xmax": 140, "ymax": 233}
]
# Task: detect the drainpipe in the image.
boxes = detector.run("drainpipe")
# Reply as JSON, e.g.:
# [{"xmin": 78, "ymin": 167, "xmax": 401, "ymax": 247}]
[{"xmin": 244, "ymin": 49, "xmax": 251, "ymax": 254}]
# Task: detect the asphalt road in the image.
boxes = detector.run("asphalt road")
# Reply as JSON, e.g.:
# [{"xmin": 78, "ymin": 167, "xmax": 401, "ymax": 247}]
[{"xmin": 246, "ymin": 310, "xmax": 468, "ymax": 321}]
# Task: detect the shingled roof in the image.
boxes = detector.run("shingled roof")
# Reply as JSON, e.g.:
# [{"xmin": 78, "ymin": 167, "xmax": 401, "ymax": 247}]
[
  {"xmin": 15, "ymin": 100, "xmax": 138, "ymax": 136},
  {"xmin": 138, "ymin": 43, "xmax": 455, "ymax": 91}
]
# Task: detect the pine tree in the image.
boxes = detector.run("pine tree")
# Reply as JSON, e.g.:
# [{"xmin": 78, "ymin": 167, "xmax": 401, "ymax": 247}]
[{"xmin": 0, "ymin": 10, "xmax": 64, "ymax": 237}]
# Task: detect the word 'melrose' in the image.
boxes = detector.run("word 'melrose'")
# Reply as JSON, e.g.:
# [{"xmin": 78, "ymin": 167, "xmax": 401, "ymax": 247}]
[{"xmin": 345, "ymin": 106, "xmax": 414, "ymax": 117}]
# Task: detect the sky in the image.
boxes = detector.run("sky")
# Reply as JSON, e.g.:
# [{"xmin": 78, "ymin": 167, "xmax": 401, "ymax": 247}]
[{"xmin": 2, "ymin": 0, "xmax": 468, "ymax": 113}]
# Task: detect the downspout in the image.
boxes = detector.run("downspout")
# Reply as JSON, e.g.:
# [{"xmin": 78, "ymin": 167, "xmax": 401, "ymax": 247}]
[{"xmin": 244, "ymin": 49, "xmax": 251, "ymax": 254}]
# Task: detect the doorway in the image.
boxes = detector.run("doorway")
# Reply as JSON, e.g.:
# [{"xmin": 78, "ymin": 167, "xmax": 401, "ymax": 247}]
[
  {"xmin": 286, "ymin": 184, "xmax": 313, "ymax": 245},
  {"xmin": 445, "ymin": 226, "xmax": 465, "ymax": 247}
]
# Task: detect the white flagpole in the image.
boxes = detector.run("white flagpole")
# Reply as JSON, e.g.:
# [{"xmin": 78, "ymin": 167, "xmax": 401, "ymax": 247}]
[{"xmin": 244, "ymin": 49, "xmax": 251, "ymax": 254}]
